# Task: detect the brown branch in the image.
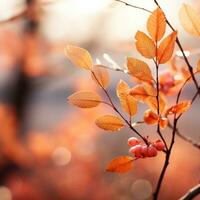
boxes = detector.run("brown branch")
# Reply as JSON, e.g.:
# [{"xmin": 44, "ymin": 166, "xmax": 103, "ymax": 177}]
[
  {"xmin": 179, "ymin": 184, "xmax": 200, "ymax": 200},
  {"xmin": 91, "ymin": 71, "xmax": 148, "ymax": 145},
  {"xmin": 114, "ymin": 0, "xmax": 151, "ymax": 13}
]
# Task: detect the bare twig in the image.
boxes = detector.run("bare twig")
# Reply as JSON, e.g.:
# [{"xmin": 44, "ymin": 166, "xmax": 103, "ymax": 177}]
[{"xmin": 179, "ymin": 184, "xmax": 200, "ymax": 200}]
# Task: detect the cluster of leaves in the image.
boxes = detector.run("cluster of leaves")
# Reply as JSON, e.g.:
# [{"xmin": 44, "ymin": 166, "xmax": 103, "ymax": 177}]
[{"xmin": 65, "ymin": 6, "xmax": 195, "ymax": 174}]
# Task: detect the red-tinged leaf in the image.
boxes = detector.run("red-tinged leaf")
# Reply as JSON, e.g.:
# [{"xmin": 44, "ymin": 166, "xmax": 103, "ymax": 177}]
[
  {"xmin": 135, "ymin": 31, "xmax": 156, "ymax": 59},
  {"xmin": 91, "ymin": 65, "xmax": 109, "ymax": 88},
  {"xmin": 166, "ymin": 101, "xmax": 191, "ymax": 115},
  {"xmin": 67, "ymin": 91, "xmax": 101, "ymax": 108},
  {"xmin": 65, "ymin": 45, "xmax": 93, "ymax": 70},
  {"xmin": 147, "ymin": 8, "xmax": 166, "ymax": 42},
  {"xmin": 95, "ymin": 115, "xmax": 125, "ymax": 131},
  {"xmin": 144, "ymin": 109, "xmax": 159, "ymax": 125},
  {"xmin": 157, "ymin": 31, "xmax": 177, "ymax": 64},
  {"xmin": 106, "ymin": 156, "xmax": 134, "ymax": 173}
]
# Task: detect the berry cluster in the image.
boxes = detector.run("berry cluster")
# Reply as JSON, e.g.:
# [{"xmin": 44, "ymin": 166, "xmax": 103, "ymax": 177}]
[{"xmin": 128, "ymin": 137, "xmax": 165, "ymax": 158}]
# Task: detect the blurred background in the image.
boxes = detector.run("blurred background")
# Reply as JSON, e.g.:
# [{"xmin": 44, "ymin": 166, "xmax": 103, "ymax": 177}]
[{"xmin": 0, "ymin": 0, "xmax": 199, "ymax": 199}]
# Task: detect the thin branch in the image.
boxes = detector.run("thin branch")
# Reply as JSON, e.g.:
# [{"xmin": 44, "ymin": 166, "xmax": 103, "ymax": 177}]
[
  {"xmin": 114, "ymin": 0, "xmax": 151, "ymax": 13},
  {"xmin": 153, "ymin": 0, "xmax": 200, "ymax": 98},
  {"xmin": 179, "ymin": 184, "xmax": 200, "ymax": 200},
  {"xmin": 91, "ymin": 71, "xmax": 148, "ymax": 144},
  {"xmin": 168, "ymin": 121, "xmax": 200, "ymax": 150}
]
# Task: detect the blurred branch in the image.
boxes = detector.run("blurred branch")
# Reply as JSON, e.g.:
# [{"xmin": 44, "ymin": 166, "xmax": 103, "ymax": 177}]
[
  {"xmin": 168, "ymin": 122, "xmax": 200, "ymax": 150},
  {"xmin": 180, "ymin": 184, "xmax": 200, "ymax": 200},
  {"xmin": 0, "ymin": 10, "xmax": 27, "ymax": 25}
]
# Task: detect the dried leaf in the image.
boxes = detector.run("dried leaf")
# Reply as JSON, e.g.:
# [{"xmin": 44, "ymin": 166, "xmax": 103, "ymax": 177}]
[
  {"xmin": 117, "ymin": 80, "xmax": 137, "ymax": 116},
  {"xmin": 157, "ymin": 31, "xmax": 177, "ymax": 64},
  {"xmin": 166, "ymin": 101, "xmax": 191, "ymax": 115},
  {"xmin": 68, "ymin": 91, "xmax": 101, "ymax": 108},
  {"xmin": 106, "ymin": 156, "xmax": 134, "ymax": 173},
  {"xmin": 65, "ymin": 45, "xmax": 93, "ymax": 70},
  {"xmin": 179, "ymin": 4, "xmax": 200, "ymax": 36},
  {"xmin": 129, "ymin": 85, "xmax": 150, "ymax": 102},
  {"xmin": 147, "ymin": 8, "xmax": 166, "ymax": 42},
  {"xmin": 127, "ymin": 57, "xmax": 153, "ymax": 83},
  {"xmin": 135, "ymin": 31, "xmax": 156, "ymax": 59},
  {"xmin": 91, "ymin": 65, "xmax": 109, "ymax": 88},
  {"xmin": 95, "ymin": 115, "xmax": 125, "ymax": 131}
]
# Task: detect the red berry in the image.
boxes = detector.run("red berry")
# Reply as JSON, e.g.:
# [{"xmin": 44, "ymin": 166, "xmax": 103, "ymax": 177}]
[
  {"xmin": 141, "ymin": 145, "xmax": 148, "ymax": 158},
  {"xmin": 127, "ymin": 137, "xmax": 140, "ymax": 146},
  {"xmin": 154, "ymin": 140, "xmax": 165, "ymax": 151},
  {"xmin": 147, "ymin": 145, "xmax": 157, "ymax": 157},
  {"xmin": 129, "ymin": 145, "xmax": 142, "ymax": 158}
]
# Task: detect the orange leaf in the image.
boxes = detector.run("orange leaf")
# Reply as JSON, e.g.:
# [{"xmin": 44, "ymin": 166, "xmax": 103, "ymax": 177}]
[
  {"xmin": 129, "ymin": 85, "xmax": 149, "ymax": 102},
  {"xmin": 127, "ymin": 57, "xmax": 153, "ymax": 83},
  {"xmin": 144, "ymin": 109, "xmax": 159, "ymax": 125},
  {"xmin": 135, "ymin": 31, "xmax": 156, "ymax": 59},
  {"xmin": 145, "ymin": 93, "xmax": 166, "ymax": 114},
  {"xmin": 95, "ymin": 115, "xmax": 125, "ymax": 131},
  {"xmin": 117, "ymin": 80, "xmax": 137, "ymax": 116},
  {"xmin": 159, "ymin": 117, "xmax": 168, "ymax": 129},
  {"xmin": 179, "ymin": 4, "xmax": 200, "ymax": 37},
  {"xmin": 157, "ymin": 31, "xmax": 177, "ymax": 64},
  {"xmin": 147, "ymin": 8, "xmax": 166, "ymax": 42},
  {"xmin": 68, "ymin": 91, "xmax": 101, "ymax": 108},
  {"xmin": 91, "ymin": 65, "xmax": 109, "ymax": 88},
  {"xmin": 166, "ymin": 101, "xmax": 191, "ymax": 115},
  {"xmin": 65, "ymin": 45, "xmax": 93, "ymax": 70},
  {"xmin": 106, "ymin": 156, "xmax": 134, "ymax": 173}
]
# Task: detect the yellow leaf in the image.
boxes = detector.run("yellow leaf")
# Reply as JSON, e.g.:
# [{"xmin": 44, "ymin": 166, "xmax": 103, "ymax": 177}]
[
  {"xmin": 147, "ymin": 8, "xmax": 166, "ymax": 42},
  {"xmin": 179, "ymin": 4, "xmax": 200, "ymax": 36},
  {"xmin": 68, "ymin": 91, "xmax": 101, "ymax": 108},
  {"xmin": 95, "ymin": 115, "xmax": 125, "ymax": 131},
  {"xmin": 157, "ymin": 31, "xmax": 177, "ymax": 64},
  {"xmin": 65, "ymin": 45, "xmax": 93, "ymax": 70},
  {"xmin": 91, "ymin": 65, "xmax": 109, "ymax": 88},
  {"xmin": 127, "ymin": 57, "xmax": 153, "ymax": 83},
  {"xmin": 166, "ymin": 101, "xmax": 191, "ymax": 115},
  {"xmin": 106, "ymin": 156, "xmax": 134, "ymax": 173},
  {"xmin": 135, "ymin": 31, "xmax": 156, "ymax": 59},
  {"xmin": 116, "ymin": 80, "xmax": 137, "ymax": 116}
]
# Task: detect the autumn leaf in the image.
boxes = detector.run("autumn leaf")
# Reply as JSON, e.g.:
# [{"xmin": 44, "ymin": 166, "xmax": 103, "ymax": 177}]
[
  {"xmin": 179, "ymin": 4, "xmax": 200, "ymax": 36},
  {"xmin": 147, "ymin": 8, "xmax": 166, "ymax": 42},
  {"xmin": 95, "ymin": 115, "xmax": 125, "ymax": 131},
  {"xmin": 106, "ymin": 156, "xmax": 134, "ymax": 173},
  {"xmin": 129, "ymin": 85, "xmax": 150, "ymax": 102},
  {"xmin": 145, "ymin": 93, "xmax": 166, "ymax": 114},
  {"xmin": 159, "ymin": 117, "xmax": 168, "ymax": 129},
  {"xmin": 65, "ymin": 45, "xmax": 93, "ymax": 70},
  {"xmin": 166, "ymin": 101, "xmax": 191, "ymax": 115},
  {"xmin": 67, "ymin": 91, "xmax": 101, "ymax": 108},
  {"xmin": 116, "ymin": 80, "xmax": 137, "ymax": 116},
  {"xmin": 127, "ymin": 57, "xmax": 153, "ymax": 83},
  {"xmin": 91, "ymin": 65, "xmax": 109, "ymax": 88},
  {"xmin": 144, "ymin": 109, "xmax": 159, "ymax": 125},
  {"xmin": 135, "ymin": 31, "xmax": 156, "ymax": 59},
  {"xmin": 157, "ymin": 31, "xmax": 177, "ymax": 64}
]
